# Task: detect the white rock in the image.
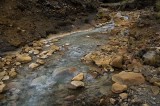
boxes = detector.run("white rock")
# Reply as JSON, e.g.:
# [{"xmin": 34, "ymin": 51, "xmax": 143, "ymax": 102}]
[
  {"xmin": 71, "ymin": 81, "xmax": 84, "ymax": 87},
  {"xmin": 65, "ymin": 43, "xmax": 70, "ymax": 46}
]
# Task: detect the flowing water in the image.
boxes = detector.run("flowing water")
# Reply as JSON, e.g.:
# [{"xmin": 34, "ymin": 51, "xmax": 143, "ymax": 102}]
[{"xmin": 1, "ymin": 22, "xmax": 115, "ymax": 106}]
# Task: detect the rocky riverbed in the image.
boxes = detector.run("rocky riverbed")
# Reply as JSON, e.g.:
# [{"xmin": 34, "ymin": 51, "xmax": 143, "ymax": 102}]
[{"xmin": 1, "ymin": 0, "xmax": 160, "ymax": 106}]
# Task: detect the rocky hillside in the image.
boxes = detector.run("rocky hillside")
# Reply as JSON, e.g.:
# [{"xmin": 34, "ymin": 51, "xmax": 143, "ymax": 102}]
[{"xmin": 0, "ymin": 0, "xmax": 99, "ymax": 53}]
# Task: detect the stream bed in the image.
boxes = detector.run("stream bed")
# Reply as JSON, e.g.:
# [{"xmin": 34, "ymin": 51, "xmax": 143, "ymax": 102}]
[{"xmin": 1, "ymin": 22, "xmax": 115, "ymax": 106}]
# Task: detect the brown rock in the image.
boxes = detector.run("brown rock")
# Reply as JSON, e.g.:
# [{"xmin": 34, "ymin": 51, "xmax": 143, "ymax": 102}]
[
  {"xmin": 112, "ymin": 71, "xmax": 145, "ymax": 86},
  {"xmin": 72, "ymin": 73, "xmax": 84, "ymax": 81},
  {"xmin": 16, "ymin": 54, "xmax": 32, "ymax": 63},
  {"xmin": 112, "ymin": 83, "xmax": 127, "ymax": 93},
  {"xmin": 0, "ymin": 82, "xmax": 6, "ymax": 93},
  {"xmin": 94, "ymin": 57, "xmax": 111, "ymax": 67},
  {"xmin": 110, "ymin": 55, "xmax": 123, "ymax": 68},
  {"xmin": 9, "ymin": 68, "xmax": 17, "ymax": 78}
]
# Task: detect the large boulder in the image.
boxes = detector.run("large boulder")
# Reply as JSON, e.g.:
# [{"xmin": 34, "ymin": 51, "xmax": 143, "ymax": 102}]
[{"xmin": 112, "ymin": 71, "xmax": 145, "ymax": 86}]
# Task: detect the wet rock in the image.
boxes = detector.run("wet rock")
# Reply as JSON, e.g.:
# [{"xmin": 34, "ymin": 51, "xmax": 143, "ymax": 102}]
[
  {"xmin": 151, "ymin": 86, "xmax": 160, "ymax": 95},
  {"xmin": 112, "ymin": 71, "xmax": 145, "ymax": 86},
  {"xmin": 36, "ymin": 59, "xmax": 45, "ymax": 65},
  {"xmin": 9, "ymin": 68, "xmax": 17, "ymax": 78},
  {"xmin": 29, "ymin": 63, "xmax": 39, "ymax": 69},
  {"xmin": 31, "ymin": 75, "xmax": 47, "ymax": 86},
  {"xmin": 110, "ymin": 55, "xmax": 123, "ymax": 68},
  {"xmin": 72, "ymin": 73, "xmax": 84, "ymax": 81},
  {"xmin": 16, "ymin": 54, "xmax": 32, "ymax": 63},
  {"xmin": 0, "ymin": 82, "xmax": 5, "ymax": 93},
  {"xmin": 112, "ymin": 82, "xmax": 127, "ymax": 93},
  {"xmin": 71, "ymin": 81, "xmax": 84, "ymax": 88},
  {"xmin": 64, "ymin": 95, "xmax": 76, "ymax": 101},
  {"xmin": 143, "ymin": 51, "xmax": 160, "ymax": 67},
  {"xmin": 119, "ymin": 93, "xmax": 128, "ymax": 100}
]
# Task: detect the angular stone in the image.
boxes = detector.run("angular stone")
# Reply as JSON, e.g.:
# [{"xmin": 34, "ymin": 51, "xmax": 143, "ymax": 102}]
[
  {"xmin": 71, "ymin": 81, "xmax": 84, "ymax": 88},
  {"xmin": 112, "ymin": 71, "xmax": 145, "ymax": 86},
  {"xmin": 112, "ymin": 83, "xmax": 127, "ymax": 93},
  {"xmin": 16, "ymin": 54, "xmax": 32, "ymax": 63},
  {"xmin": 72, "ymin": 73, "xmax": 84, "ymax": 81}
]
